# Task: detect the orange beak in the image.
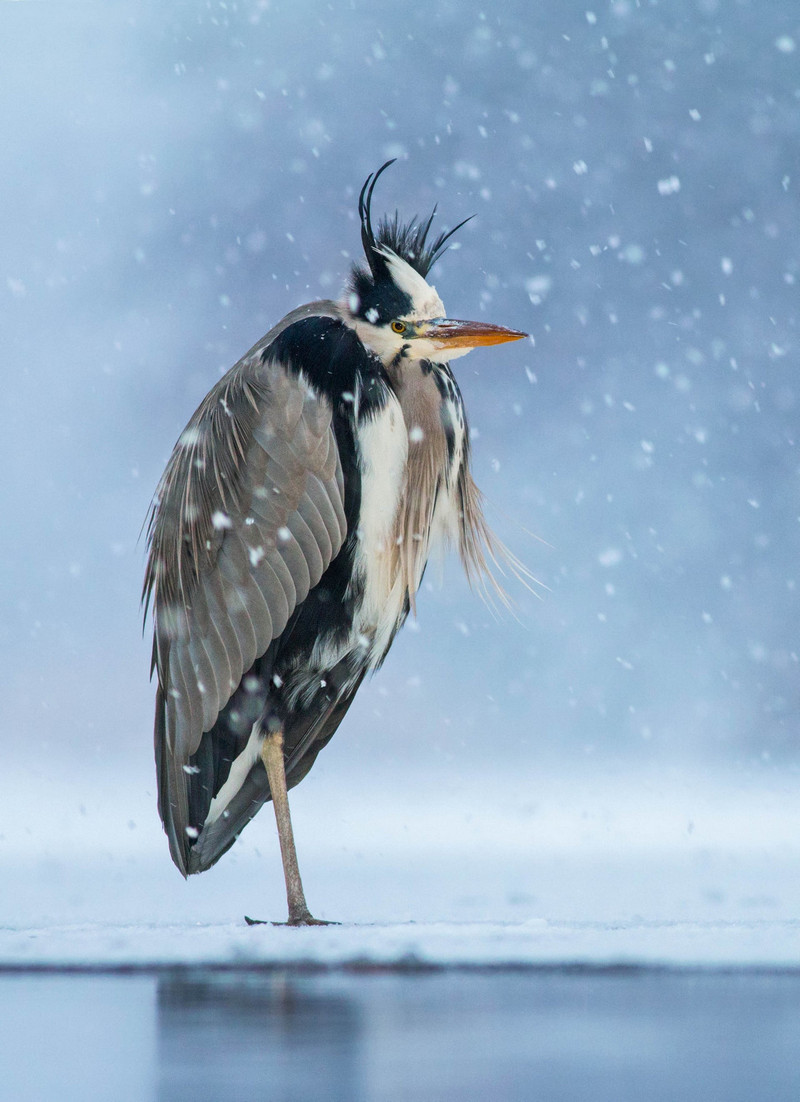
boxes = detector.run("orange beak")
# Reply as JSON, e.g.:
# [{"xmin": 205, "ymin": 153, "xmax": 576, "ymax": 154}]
[{"xmin": 423, "ymin": 318, "xmax": 528, "ymax": 350}]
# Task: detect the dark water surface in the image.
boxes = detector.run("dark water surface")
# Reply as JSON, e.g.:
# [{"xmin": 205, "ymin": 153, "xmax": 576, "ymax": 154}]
[{"xmin": 3, "ymin": 969, "xmax": 799, "ymax": 1101}]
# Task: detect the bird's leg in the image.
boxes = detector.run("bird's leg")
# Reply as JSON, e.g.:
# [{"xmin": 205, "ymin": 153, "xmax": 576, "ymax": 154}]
[{"xmin": 254, "ymin": 726, "xmax": 334, "ymax": 926}]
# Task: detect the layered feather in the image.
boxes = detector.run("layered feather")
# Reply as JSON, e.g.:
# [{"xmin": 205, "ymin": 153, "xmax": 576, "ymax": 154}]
[{"xmin": 143, "ymin": 305, "xmax": 348, "ymax": 874}]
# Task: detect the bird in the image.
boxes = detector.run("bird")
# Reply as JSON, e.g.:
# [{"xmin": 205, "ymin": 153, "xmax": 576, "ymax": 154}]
[{"xmin": 143, "ymin": 160, "xmax": 527, "ymax": 925}]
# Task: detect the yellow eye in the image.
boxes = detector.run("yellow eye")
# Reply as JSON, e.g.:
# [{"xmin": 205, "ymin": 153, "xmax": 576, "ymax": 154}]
[{"xmin": 391, "ymin": 320, "xmax": 407, "ymax": 334}]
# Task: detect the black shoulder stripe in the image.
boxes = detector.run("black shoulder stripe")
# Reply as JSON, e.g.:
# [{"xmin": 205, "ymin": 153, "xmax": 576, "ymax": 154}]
[{"xmin": 264, "ymin": 316, "xmax": 383, "ymax": 410}]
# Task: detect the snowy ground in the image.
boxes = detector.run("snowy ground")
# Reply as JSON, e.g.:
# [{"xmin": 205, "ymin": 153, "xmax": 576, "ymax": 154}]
[
  {"xmin": 4, "ymin": 766, "xmax": 799, "ymax": 971},
  {"xmin": 5, "ymin": 916, "xmax": 800, "ymax": 972}
]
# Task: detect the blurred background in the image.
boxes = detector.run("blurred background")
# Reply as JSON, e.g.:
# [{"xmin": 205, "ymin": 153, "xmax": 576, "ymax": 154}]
[{"xmin": 2, "ymin": 0, "xmax": 799, "ymax": 924}]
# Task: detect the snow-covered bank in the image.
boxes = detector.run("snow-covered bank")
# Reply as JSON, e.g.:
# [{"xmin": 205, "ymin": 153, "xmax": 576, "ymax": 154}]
[{"xmin": 3, "ymin": 916, "xmax": 800, "ymax": 972}]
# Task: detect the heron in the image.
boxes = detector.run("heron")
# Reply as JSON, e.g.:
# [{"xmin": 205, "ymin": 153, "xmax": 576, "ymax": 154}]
[{"xmin": 143, "ymin": 160, "xmax": 527, "ymax": 925}]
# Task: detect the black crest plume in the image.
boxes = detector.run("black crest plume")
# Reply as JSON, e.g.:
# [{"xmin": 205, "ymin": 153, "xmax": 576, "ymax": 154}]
[{"xmin": 358, "ymin": 160, "xmax": 473, "ymax": 282}]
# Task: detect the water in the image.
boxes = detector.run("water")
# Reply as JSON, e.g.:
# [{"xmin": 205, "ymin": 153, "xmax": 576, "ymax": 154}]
[{"xmin": 3, "ymin": 968, "xmax": 799, "ymax": 1101}]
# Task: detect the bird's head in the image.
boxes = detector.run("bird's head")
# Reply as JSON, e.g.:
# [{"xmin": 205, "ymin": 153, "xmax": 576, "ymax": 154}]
[{"xmin": 343, "ymin": 160, "xmax": 527, "ymax": 366}]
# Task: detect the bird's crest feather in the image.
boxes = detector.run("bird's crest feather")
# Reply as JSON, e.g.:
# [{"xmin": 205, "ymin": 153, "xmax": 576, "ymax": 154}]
[{"xmin": 358, "ymin": 159, "xmax": 473, "ymax": 283}]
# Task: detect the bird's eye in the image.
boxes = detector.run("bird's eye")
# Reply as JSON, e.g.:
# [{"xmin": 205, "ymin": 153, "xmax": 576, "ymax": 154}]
[{"xmin": 391, "ymin": 320, "xmax": 407, "ymax": 334}]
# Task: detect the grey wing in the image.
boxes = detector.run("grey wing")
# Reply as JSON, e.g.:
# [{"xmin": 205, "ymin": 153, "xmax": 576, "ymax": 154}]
[{"xmin": 144, "ymin": 343, "xmax": 347, "ymax": 875}]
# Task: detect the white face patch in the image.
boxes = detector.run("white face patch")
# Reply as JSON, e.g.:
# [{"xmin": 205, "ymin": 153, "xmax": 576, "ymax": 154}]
[
  {"xmin": 375, "ymin": 247, "xmax": 446, "ymax": 321},
  {"xmin": 349, "ymin": 316, "xmax": 406, "ymax": 362},
  {"xmin": 343, "ymin": 246, "xmax": 451, "ymax": 365}
]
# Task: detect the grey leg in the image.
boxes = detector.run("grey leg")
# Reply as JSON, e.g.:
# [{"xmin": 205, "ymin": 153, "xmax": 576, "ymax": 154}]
[{"xmin": 258, "ymin": 728, "xmax": 333, "ymax": 926}]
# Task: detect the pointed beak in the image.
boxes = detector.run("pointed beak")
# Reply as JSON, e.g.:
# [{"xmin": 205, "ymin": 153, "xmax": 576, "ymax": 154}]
[{"xmin": 421, "ymin": 318, "xmax": 528, "ymax": 351}]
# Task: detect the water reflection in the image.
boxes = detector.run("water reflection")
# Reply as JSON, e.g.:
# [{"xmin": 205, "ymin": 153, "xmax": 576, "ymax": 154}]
[
  {"xmin": 153, "ymin": 969, "xmax": 800, "ymax": 1102},
  {"xmin": 156, "ymin": 972, "xmax": 363, "ymax": 1102},
  {"xmin": 4, "ymin": 970, "xmax": 796, "ymax": 1101}
]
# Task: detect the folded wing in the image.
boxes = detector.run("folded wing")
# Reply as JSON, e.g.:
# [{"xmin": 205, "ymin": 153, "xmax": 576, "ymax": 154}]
[{"xmin": 144, "ymin": 321, "xmax": 347, "ymax": 874}]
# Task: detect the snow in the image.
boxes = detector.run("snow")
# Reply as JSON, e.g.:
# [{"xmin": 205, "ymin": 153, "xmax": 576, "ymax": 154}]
[
  {"xmin": 4, "ymin": 917, "xmax": 799, "ymax": 973},
  {"xmin": 3, "ymin": 767, "xmax": 799, "ymax": 971}
]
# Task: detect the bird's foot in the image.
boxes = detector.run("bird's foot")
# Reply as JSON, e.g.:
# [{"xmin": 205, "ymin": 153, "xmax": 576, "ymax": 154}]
[
  {"xmin": 286, "ymin": 913, "xmax": 341, "ymax": 927},
  {"xmin": 244, "ymin": 913, "xmax": 340, "ymax": 927}
]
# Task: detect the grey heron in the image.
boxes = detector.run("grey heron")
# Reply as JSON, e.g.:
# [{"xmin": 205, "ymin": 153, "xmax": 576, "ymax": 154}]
[{"xmin": 143, "ymin": 160, "xmax": 527, "ymax": 924}]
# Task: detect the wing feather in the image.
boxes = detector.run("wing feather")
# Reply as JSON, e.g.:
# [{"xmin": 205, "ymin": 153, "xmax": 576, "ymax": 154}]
[
  {"xmin": 202, "ymin": 567, "xmax": 243, "ymax": 699},
  {"xmin": 232, "ymin": 536, "xmax": 277, "ymax": 644},
  {"xmin": 216, "ymin": 539, "xmax": 260, "ymax": 672},
  {"xmin": 277, "ymin": 532, "xmax": 312, "ymax": 603},
  {"xmin": 296, "ymin": 494, "xmax": 335, "ymax": 564},
  {"xmin": 144, "ymin": 308, "xmax": 348, "ymax": 874},
  {"xmin": 192, "ymin": 590, "xmax": 235, "ymax": 723},
  {"xmin": 187, "ymin": 628, "xmax": 220, "ymax": 733},
  {"xmin": 317, "ymin": 426, "xmax": 340, "ymax": 483},
  {"xmin": 306, "ymin": 472, "xmax": 347, "ymax": 546},
  {"xmin": 247, "ymin": 556, "xmax": 286, "ymax": 638},
  {"xmin": 257, "ymin": 553, "xmax": 293, "ymax": 635},
  {"xmin": 169, "ymin": 643, "xmax": 200, "ymax": 760},
  {"xmin": 287, "ymin": 511, "xmax": 325, "ymax": 586},
  {"xmin": 223, "ymin": 578, "xmax": 260, "ymax": 678}
]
